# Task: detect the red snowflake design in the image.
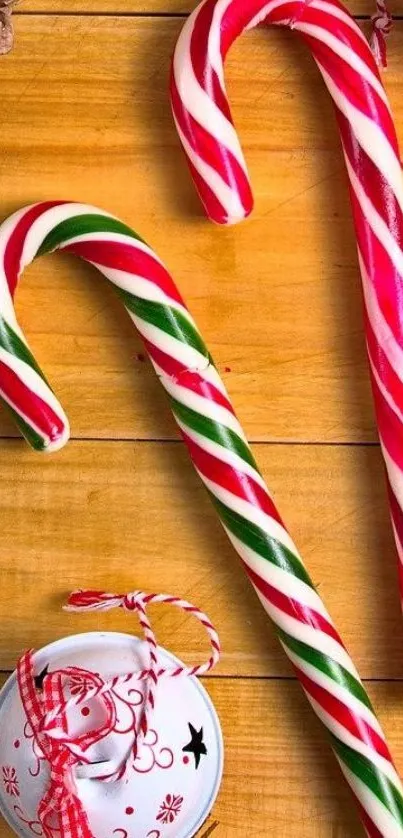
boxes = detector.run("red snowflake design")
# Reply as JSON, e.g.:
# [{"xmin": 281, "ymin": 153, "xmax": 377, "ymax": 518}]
[
  {"xmin": 2, "ymin": 766, "xmax": 20, "ymax": 797},
  {"xmin": 69, "ymin": 673, "xmax": 96, "ymax": 697},
  {"xmin": 156, "ymin": 794, "xmax": 183, "ymax": 825}
]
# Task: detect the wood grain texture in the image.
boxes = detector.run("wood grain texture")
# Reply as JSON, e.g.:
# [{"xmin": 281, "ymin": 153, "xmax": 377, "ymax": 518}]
[
  {"xmin": 0, "ymin": 438, "xmax": 400, "ymax": 678},
  {"xmin": 15, "ymin": 0, "xmax": 403, "ymax": 18},
  {"xmin": 1, "ymin": 17, "xmax": 402, "ymax": 442},
  {"xmin": 0, "ymin": 677, "xmax": 403, "ymax": 837},
  {"xmin": 1, "ymin": 9, "xmax": 403, "ymax": 838},
  {"xmin": 210, "ymin": 679, "xmax": 403, "ymax": 837}
]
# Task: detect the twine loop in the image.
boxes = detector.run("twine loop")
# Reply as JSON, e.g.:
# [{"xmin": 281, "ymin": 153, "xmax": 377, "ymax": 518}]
[{"xmin": 370, "ymin": 0, "xmax": 393, "ymax": 68}]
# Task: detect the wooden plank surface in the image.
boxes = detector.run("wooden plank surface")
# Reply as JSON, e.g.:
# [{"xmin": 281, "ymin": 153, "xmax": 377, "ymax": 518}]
[
  {"xmin": 1, "ymin": 17, "xmax": 403, "ymax": 443},
  {"xmin": 1, "ymin": 6, "xmax": 403, "ymax": 838},
  {"xmin": 14, "ymin": 0, "xmax": 403, "ymax": 18},
  {"xmin": 209, "ymin": 679, "xmax": 403, "ymax": 837},
  {"xmin": 0, "ymin": 676, "xmax": 402, "ymax": 837},
  {"xmin": 0, "ymin": 438, "xmax": 401, "ymax": 678}
]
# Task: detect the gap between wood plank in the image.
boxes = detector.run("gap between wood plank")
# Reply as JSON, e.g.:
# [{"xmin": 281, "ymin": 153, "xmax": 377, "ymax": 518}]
[
  {"xmin": 0, "ymin": 436, "xmax": 384, "ymax": 446},
  {"xmin": 0, "ymin": 670, "xmax": 401, "ymax": 682},
  {"xmin": 13, "ymin": 9, "xmax": 403, "ymax": 18},
  {"xmin": 14, "ymin": 9, "xmax": 189, "ymax": 15}
]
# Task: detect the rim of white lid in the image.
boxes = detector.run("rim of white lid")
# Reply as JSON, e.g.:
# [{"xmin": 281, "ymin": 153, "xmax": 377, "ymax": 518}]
[{"xmin": 0, "ymin": 631, "xmax": 224, "ymax": 838}]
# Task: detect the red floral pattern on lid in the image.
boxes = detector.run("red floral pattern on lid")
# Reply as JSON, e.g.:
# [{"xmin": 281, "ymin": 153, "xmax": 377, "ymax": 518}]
[
  {"xmin": 156, "ymin": 794, "xmax": 183, "ymax": 825},
  {"xmin": 2, "ymin": 766, "xmax": 19, "ymax": 797}
]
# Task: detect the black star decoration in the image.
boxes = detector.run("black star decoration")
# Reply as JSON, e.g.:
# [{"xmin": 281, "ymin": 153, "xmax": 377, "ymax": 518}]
[
  {"xmin": 34, "ymin": 664, "xmax": 49, "ymax": 691},
  {"xmin": 182, "ymin": 723, "xmax": 207, "ymax": 769}
]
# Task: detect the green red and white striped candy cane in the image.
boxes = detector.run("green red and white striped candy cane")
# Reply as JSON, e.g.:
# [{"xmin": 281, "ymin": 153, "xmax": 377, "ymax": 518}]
[
  {"xmin": 170, "ymin": 0, "xmax": 403, "ymax": 614},
  {"xmin": 0, "ymin": 201, "xmax": 402, "ymax": 835}
]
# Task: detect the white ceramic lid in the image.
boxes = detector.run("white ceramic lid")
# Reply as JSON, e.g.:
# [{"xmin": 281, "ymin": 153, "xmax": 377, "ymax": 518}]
[{"xmin": 0, "ymin": 632, "xmax": 223, "ymax": 838}]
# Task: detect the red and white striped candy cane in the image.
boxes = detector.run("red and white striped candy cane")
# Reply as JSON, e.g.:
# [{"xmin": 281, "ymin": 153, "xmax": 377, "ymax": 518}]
[
  {"xmin": 171, "ymin": 0, "xmax": 403, "ymax": 585},
  {"xmin": 170, "ymin": 0, "xmax": 403, "ymax": 681},
  {"xmin": 0, "ymin": 201, "xmax": 403, "ymax": 835},
  {"xmin": 171, "ymin": 0, "xmax": 403, "ymax": 599}
]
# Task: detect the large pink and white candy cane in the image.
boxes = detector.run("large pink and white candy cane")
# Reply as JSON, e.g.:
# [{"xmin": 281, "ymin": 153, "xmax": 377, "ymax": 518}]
[{"xmin": 170, "ymin": 0, "xmax": 403, "ymax": 602}]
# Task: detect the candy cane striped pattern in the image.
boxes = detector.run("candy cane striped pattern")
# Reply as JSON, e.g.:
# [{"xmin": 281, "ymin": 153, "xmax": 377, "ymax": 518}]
[
  {"xmin": 0, "ymin": 201, "xmax": 402, "ymax": 835},
  {"xmin": 171, "ymin": 0, "xmax": 403, "ymax": 606},
  {"xmin": 172, "ymin": 7, "xmax": 403, "ymax": 826},
  {"xmin": 170, "ymin": 0, "xmax": 398, "ymax": 225}
]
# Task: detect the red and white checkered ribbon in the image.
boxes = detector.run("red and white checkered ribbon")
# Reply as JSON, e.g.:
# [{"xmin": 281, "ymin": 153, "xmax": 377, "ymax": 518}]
[
  {"xmin": 371, "ymin": 0, "xmax": 393, "ymax": 68},
  {"xmin": 17, "ymin": 590, "xmax": 220, "ymax": 838},
  {"xmin": 17, "ymin": 655, "xmax": 116, "ymax": 838}
]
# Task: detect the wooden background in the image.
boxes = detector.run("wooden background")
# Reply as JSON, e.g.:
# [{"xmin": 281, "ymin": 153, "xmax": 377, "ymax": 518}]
[{"xmin": 1, "ymin": 1, "xmax": 403, "ymax": 835}]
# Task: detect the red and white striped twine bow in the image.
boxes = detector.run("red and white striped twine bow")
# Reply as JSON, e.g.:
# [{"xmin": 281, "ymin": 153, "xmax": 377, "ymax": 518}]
[
  {"xmin": 65, "ymin": 590, "xmax": 221, "ymax": 731},
  {"xmin": 371, "ymin": 0, "xmax": 393, "ymax": 68},
  {"xmin": 17, "ymin": 590, "xmax": 220, "ymax": 838}
]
